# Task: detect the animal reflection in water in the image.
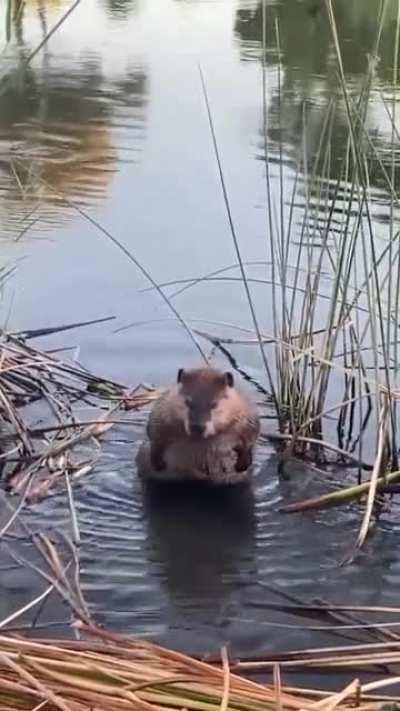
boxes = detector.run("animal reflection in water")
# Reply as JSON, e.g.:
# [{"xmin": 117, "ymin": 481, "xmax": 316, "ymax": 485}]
[
  {"xmin": 142, "ymin": 480, "xmax": 256, "ymax": 619},
  {"xmin": 136, "ymin": 368, "xmax": 260, "ymax": 485}
]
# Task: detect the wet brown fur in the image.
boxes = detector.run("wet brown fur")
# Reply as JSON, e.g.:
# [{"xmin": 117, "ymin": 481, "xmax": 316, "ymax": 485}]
[{"xmin": 136, "ymin": 367, "xmax": 260, "ymax": 484}]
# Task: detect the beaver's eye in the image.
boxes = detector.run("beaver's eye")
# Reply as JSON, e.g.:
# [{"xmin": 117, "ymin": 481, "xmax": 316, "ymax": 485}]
[
  {"xmin": 210, "ymin": 401, "xmax": 218, "ymax": 409},
  {"xmin": 185, "ymin": 397, "xmax": 192, "ymax": 407}
]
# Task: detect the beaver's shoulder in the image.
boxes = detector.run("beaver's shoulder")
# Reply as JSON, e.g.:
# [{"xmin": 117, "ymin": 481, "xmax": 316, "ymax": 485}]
[
  {"xmin": 147, "ymin": 385, "xmax": 186, "ymax": 440},
  {"xmin": 224, "ymin": 386, "xmax": 260, "ymax": 439}
]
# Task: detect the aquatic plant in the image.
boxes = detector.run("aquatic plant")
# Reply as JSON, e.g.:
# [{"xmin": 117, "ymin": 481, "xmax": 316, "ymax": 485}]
[{"xmin": 262, "ymin": 0, "xmax": 400, "ymax": 462}]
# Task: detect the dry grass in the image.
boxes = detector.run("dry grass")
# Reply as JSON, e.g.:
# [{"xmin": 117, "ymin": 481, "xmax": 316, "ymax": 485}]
[
  {"xmin": 0, "ymin": 330, "xmax": 159, "ymax": 503},
  {"xmin": 1, "ymin": 620, "xmax": 400, "ymax": 711}
]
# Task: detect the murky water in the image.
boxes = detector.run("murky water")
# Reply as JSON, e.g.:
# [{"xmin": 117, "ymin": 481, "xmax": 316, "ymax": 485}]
[{"xmin": 1, "ymin": 0, "xmax": 400, "ymax": 675}]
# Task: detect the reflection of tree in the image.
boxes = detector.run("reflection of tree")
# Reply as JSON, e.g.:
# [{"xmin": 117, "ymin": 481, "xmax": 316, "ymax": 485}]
[
  {"xmin": 234, "ymin": 0, "xmax": 400, "ymax": 191},
  {"xmin": 0, "ymin": 1, "xmax": 147, "ymax": 237},
  {"xmin": 102, "ymin": 0, "xmax": 136, "ymax": 20},
  {"xmin": 235, "ymin": 0, "xmax": 400, "ymax": 78}
]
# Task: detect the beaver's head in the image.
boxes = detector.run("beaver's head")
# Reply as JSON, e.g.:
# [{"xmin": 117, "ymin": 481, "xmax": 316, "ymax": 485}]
[{"xmin": 177, "ymin": 367, "xmax": 235, "ymax": 439}]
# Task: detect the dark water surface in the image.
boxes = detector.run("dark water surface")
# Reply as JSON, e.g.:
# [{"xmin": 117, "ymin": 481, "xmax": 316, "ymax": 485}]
[{"xmin": 1, "ymin": 0, "xmax": 400, "ymax": 679}]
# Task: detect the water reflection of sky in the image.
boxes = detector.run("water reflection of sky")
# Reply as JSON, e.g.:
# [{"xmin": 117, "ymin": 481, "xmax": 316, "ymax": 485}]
[
  {"xmin": 0, "ymin": 0, "xmax": 398, "ymax": 385},
  {"xmin": 0, "ymin": 0, "xmax": 147, "ymax": 234},
  {"xmin": 0, "ymin": 0, "xmax": 270, "ymax": 386}
]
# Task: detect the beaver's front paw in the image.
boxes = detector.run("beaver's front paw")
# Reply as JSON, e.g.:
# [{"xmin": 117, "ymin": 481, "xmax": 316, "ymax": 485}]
[
  {"xmin": 234, "ymin": 446, "xmax": 252, "ymax": 472},
  {"xmin": 150, "ymin": 446, "xmax": 166, "ymax": 472}
]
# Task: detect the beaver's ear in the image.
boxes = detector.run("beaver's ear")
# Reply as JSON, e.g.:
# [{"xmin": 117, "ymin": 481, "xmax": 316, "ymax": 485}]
[
  {"xmin": 177, "ymin": 368, "xmax": 184, "ymax": 383},
  {"xmin": 224, "ymin": 371, "xmax": 234, "ymax": 387}
]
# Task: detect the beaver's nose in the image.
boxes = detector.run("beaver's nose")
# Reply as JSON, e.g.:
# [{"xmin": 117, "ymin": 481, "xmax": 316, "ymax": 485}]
[{"xmin": 190, "ymin": 423, "xmax": 205, "ymax": 437}]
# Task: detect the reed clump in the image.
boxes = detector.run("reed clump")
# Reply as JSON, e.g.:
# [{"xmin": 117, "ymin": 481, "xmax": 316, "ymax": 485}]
[
  {"xmin": 257, "ymin": 0, "xmax": 400, "ymax": 475},
  {"xmin": 0, "ymin": 324, "xmax": 159, "ymax": 503},
  {"xmin": 0, "ymin": 620, "xmax": 399, "ymax": 711}
]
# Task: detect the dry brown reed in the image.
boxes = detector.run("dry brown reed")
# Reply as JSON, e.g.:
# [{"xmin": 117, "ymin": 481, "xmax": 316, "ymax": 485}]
[
  {"xmin": 0, "ymin": 330, "xmax": 159, "ymax": 503},
  {"xmin": 2, "ymin": 602, "xmax": 400, "ymax": 711}
]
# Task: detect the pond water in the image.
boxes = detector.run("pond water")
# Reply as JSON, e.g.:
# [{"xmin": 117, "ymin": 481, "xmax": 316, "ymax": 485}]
[{"xmin": 1, "ymin": 0, "xmax": 400, "ymax": 682}]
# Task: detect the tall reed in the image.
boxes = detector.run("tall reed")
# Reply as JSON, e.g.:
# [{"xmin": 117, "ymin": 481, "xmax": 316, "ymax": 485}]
[{"xmin": 259, "ymin": 0, "xmax": 400, "ymax": 479}]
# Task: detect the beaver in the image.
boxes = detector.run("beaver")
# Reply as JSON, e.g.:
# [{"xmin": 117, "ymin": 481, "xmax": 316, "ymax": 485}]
[{"xmin": 136, "ymin": 367, "xmax": 260, "ymax": 484}]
